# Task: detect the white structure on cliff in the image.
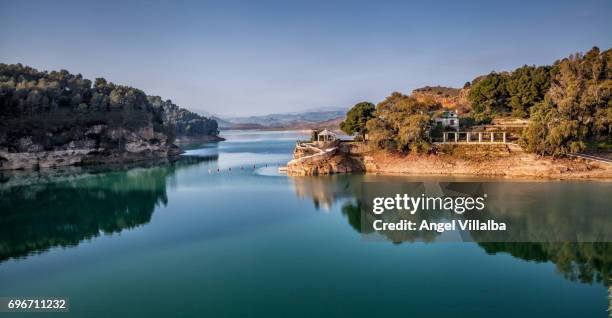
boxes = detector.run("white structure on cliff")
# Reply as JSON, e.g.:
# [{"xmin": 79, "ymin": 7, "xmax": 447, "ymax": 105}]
[
  {"xmin": 434, "ymin": 110, "xmax": 459, "ymax": 130},
  {"xmin": 316, "ymin": 129, "xmax": 336, "ymax": 142}
]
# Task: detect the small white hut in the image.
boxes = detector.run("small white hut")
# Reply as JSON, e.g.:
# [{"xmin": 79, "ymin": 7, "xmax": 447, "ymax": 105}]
[{"xmin": 317, "ymin": 129, "xmax": 336, "ymax": 142}]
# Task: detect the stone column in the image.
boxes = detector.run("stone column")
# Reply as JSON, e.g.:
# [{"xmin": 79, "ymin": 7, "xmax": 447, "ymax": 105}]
[
  {"xmin": 467, "ymin": 132, "xmax": 471, "ymax": 143},
  {"xmin": 478, "ymin": 132, "xmax": 482, "ymax": 143},
  {"xmin": 454, "ymin": 132, "xmax": 458, "ymax": 143},
  {"xmin": 490, "ymin": 132, "xmax": 494, "ymax": 142},
  {"xmin": 503, "ymin": 132, "xmax": 506, "ymax": 143},
  {"xmin": 443, "ymin": 132, "xmax": 446, "ymax": 143}
]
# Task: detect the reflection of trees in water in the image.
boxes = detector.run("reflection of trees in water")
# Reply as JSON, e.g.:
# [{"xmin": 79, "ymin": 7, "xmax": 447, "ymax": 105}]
[
  {"xmin": 480, "ymin": 242, "xmax": 612, "ymax": 287},
  {"xmin": 463, "ymin": 182, "xmax": 612, "ymax": 243},
  {"xmin": 0, "ymin": 155, "xmax": 215, "ymax": 262},
  {"xmin": 341, "ymin": 201, "xmax": 372, "ymax": 234},
  {"xmin": 291, "ymin": 175, "xmax": 612, "ymax": 286},
  {"xmin": 340, "ymin": 200, "xmax": 447, "ymax": 243}
]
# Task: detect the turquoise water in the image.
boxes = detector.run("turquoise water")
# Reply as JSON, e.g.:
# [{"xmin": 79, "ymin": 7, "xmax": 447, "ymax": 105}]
[{"xmin": 0, "ymin": 130, "xmax": 610, "ymax": 317}]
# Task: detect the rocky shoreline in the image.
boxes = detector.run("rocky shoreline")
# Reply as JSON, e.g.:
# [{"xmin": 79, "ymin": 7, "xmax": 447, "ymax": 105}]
[
  {"xmin": 173, "ymin": 135, "xmax": 225, "ymax": 144},
  {"xmin": 0, "ymin": 125, "xmax": 181, "ymax": 171},
  {"xmin": 286, "ymin": 141, "xmax": 612, "ymax": 179}
]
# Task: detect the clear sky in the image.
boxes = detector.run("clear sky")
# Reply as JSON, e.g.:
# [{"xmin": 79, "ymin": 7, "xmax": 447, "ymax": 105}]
[{"xmin": 1, "ymin": 0, "xmax": 611, "ymax": 117}]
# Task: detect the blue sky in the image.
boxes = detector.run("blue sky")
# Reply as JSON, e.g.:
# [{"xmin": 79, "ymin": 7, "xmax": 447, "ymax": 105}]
[{"xmin": 1, "ymin": 0, "xmax": 611, "ymax": 117}]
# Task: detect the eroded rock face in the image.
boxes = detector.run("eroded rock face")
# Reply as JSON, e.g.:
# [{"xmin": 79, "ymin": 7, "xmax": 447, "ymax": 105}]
[
  {"xmin": 286, "ymin": 142, "xmax": 612, "ymax": 179},
  {"xmin": 0, "ymin": 124, "xmax": 180, "ymax": 170},
  {"xmin": 287, "ymin": 141, "xmax": 365, "ymax": 176},
  {"xmin": 411, "ymin": 86, "xmax": 470, "ymax": 111}
]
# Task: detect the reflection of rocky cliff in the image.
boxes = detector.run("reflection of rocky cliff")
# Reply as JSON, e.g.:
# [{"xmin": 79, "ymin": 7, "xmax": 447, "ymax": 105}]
[
  {"xmin": 290, "ymin": 175, "xmax": 612, "ymax": 286},
  {"xmin": 291, "ymin": 175, "xmax": 360, "ymax": 211},
  {"xmin": 0, "ymin": 155, "xmax": 215, "ymax": 262}
]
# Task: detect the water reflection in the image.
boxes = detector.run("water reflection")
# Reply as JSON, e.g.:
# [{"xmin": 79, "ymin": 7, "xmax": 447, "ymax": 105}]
[
  {"xmin": 290, "ymin": 175, "xmax": 612, "ymax": 286},
  {"xmin": 0, "ymin": 156, "xmax": 216, "ymax": 262},
  {"xmin": 480, "ymin": 242, "xmax": 611, "ymax": 286}
]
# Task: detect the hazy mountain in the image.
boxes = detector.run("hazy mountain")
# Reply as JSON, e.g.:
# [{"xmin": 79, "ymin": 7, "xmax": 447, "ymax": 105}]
[{"xmin": 225, "ymin": 109, "xmax": 347, "ymax": 128}]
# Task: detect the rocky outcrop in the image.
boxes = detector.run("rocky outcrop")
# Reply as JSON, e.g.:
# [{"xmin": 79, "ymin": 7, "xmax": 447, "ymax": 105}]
[
  {"xmin": 286, "ymin": 141, "xmax": 365, "ymax": 176},
  {"xmin": 0, "ymin": 124, "xmax": 180, "ymax": 170},
  {"xmin": 287, "ymin": 142, "xmax": 612, "ymax": 179},
  {"xmin": 363, "ymin": 144, "xmax": 612, "ymax": 179},
  {"xmin": 412, "ymin": 86, "xmax": 470, "ymax": 111}
]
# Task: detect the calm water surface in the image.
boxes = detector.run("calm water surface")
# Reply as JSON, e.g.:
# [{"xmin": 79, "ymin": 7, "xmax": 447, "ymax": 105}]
[{"xmin": 0, "ymin": 130, "xmax": 610, "ymax": 317}]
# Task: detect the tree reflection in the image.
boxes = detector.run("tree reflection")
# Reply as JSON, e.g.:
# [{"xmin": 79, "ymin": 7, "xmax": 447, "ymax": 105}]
[
  {"xmin": 0, "ymin": 155, "xmax": 216, "ymax": 262},
  {"xmin": 290, "ymin": 175, "xmax": 612, "ymax": 286},
  {"xmin": 480, "ymin": 242, "xmax": 611, "ymax": 286}
]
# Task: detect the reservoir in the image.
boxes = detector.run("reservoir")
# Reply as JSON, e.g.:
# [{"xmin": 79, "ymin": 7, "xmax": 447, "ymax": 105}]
[{"xmin": 0, "ymin": 130, "xmax": 610, "ymax": 317}]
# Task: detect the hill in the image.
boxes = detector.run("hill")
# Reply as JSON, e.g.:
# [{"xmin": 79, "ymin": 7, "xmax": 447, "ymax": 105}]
[
  {"xmin": 0, "ymin": 63, "xmax": 220, "ymax": 170},
  {"xmin": 226, "ymin": 109, "xmax": 346, "ymax": 128},
  {"xmin": 411, "ymin": 86, "xmax": 470, "ymax": 112}
]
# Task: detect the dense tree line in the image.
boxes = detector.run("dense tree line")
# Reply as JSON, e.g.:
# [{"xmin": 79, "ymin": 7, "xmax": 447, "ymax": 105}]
[
  {"xmin": 341, "ymin": 47, "xmax": 610, "ymax": 156},
  {"xmin": 468, "ymin": 66, "xmax": 552, "ymax": 121},
  {"xmin": 148, "ymin": 96, "xmax": 218, "ymax": 138},
  {"xmin": 0, "ymin": 63, "xmax": 219, "ymax": 141},
  {"xmin": 467, "ymin": 47, "xmax": 610, "ymax": 155},
  {"xmin": 0, "ymin": 64, "xmax": 152, "ymax": 115},
  {"xmin": 522, "ymin": 47, "xmax": 611, "ymax": 155}
]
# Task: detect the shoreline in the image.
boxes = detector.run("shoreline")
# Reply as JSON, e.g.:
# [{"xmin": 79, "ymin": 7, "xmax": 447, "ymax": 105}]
[
  {"xmin": 0, "ymin": 135, "xmax": 222, "ymax": 171},
  {"xmin": 286, "ymin": 141, "xmax": 612, "ymax": 180}
]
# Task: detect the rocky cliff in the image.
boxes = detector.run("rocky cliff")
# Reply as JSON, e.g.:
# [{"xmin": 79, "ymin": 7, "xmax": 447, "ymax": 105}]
[
  {"xmin": 287, "ymin": 142, "xmax": 612, "ymax": 179},
  {"xmin": 411, "ymin": 86, "xmax": 470, "ymax": 112},
  {"xmin": 0, "ymin": 63, "xmax": 218, "ymax": 170},
  {"xmin": 286, "ymin": 141, "xmax": 365, "ymax": 176}
]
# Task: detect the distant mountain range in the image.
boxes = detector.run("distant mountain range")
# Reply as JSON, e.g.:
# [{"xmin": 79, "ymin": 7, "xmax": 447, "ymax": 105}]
[{"xmin": 215, "ymin": 108, "xmax": 347, "ymax": 130}]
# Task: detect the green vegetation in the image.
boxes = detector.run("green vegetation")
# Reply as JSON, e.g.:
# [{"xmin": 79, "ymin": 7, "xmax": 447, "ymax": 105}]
[
  {"xmin": 0, "ymin": 63, "xmax": 219, "ymax": 151},
  {"xmin": 522, "ymin": 47, "xmax": 611, "ymax": 156},
  {"xmin": 468, "ymin": 66, "xmax": 552, "ymax": 120},
  {"xmin": 506, "ymin": 65, "xmax": 552, "ymax": 118},
  {"xmin": 347, "ymin": 47, "xmax": 610, "ymax": 157},
  {"xmin": 365, "ymin": 92, "xmax": 441, "ymax": 153},
  {"xmin": 0, "ymin": 64, "xmax": 155, "ymax": 117},
  {"xmin": 467, "ymin": 72, "xmax": 510, "ymax": 122},
  {"xmin": 147, "ymin": 96, "xmax": 219, "ymax": 138},
  {"xmin": 339, "ymin": 102, "xmax": 375, "ymax": 141}
]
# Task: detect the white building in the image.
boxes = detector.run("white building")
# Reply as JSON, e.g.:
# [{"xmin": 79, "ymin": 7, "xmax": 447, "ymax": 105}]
[
  {"xmin": 316, "ymin": 129, "xmax": 336, "ymax": 142},
  {"xmin": 433, "ymin": 110, "xmax": 459, "ymax": 130}
]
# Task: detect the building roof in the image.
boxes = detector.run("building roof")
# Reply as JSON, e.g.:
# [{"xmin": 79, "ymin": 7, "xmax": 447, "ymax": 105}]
[
  {"xmin": 438, "ymin": 110, "xmax": 457, "ymax": 118},
  {"xmin": 318, "ymin": 129, "xmax": 335, "ymax": 136}
]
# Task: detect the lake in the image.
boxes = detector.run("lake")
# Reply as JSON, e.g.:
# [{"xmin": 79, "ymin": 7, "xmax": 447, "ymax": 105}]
[{"xmin": 0, "ymin": 130, "xmax": 610, "ymax": 317}]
